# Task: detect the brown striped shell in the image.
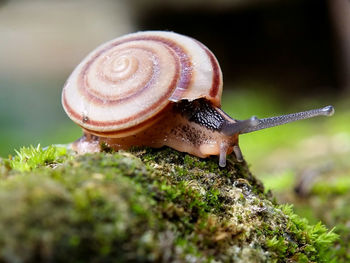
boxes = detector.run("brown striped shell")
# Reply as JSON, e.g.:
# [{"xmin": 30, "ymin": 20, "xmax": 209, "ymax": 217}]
[{"xmin": 62, "ymin": 31, "xmax": 223, "ymax": 137}]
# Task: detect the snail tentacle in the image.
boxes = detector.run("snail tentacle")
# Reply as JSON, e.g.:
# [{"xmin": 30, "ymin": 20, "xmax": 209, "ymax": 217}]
[
  {"xmin": 233, "ymin": 145, "xmax": 244, "ymax": 162},
  {"xmin": 240, "ymin": 106, "xmax": 335, "ymax": 134},
  {"xmin": 220, "ymin": 116, "xmax": 259, "ymax": 136},
  {"xmin": 219, "ymin": 142, "xmax": 229, "ymax": 167}
]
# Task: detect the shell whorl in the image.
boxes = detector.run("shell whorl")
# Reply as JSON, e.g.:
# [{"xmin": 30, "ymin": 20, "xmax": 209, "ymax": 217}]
[{"xmin": 62, "ymin": 31, "xmax": 223, "ymax": 137}]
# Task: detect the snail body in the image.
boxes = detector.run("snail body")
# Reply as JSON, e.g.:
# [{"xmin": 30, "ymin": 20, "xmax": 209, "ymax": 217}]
[{"xmin": 62, "ymin": 31, "xmax": 334, "ymax": 167}]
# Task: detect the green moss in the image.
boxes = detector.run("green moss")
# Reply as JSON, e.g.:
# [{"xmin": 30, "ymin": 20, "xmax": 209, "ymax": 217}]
[
  {"xmin": 280, "ymin": 205, "xmax": 338, "ymax": 262},
  {"xmin": 0, "ymin": 145, "xmax": 340, "ymax": 262},
  {"xmin": 274, "ymin": 163, "xmax": 350, "ymax": 262},
  {"xmin": 266, "ymin": 236, "xmax": 288, "ymax": 256},
  {"xmin": 297, "ymin": 191, "xmax": 350, "ymax": 262},
  {"xmin": 9, "ymin": 144, "xmax": 70, "ymax": 172}
]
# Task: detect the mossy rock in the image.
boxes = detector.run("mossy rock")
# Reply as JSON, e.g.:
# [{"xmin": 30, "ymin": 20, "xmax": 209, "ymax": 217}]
[{"xmin": 0, "ymin": 145, "xmax": 338, "ymax": 262}]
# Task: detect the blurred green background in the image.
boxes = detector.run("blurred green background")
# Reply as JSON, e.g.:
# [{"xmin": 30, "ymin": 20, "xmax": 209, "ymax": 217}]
[{"xmin": 1, "ymin": 0, "xmax": 350, "ymax": 245}]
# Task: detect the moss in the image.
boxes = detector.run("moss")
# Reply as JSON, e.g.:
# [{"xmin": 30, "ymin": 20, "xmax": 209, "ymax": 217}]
[
  {"xmin": 0, "ymin": 145, "xmax": 340, "ymax": 262},
  {"xmin": 272, "ymin": 162, "xmax": 350, "ymax": 262},
  {"xmin": 8, "ymin": 144, "xmax": 71, "ymax": 172},
  {"xmin": 294, "ymin": 189, "xmax": 350, "ymax": 262},
  {"xmin": 280, "ymin": 205, "xmax": 338, "ymax": 262},
  {"xmin": 266, "ymin": 236, "xmax": 288, "ymax": 257}
]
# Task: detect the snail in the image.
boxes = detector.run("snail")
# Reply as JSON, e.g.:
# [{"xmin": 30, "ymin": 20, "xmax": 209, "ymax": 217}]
[{"xmin": 62, "ymin": 31, "xmax": 334, "ymax": 167}]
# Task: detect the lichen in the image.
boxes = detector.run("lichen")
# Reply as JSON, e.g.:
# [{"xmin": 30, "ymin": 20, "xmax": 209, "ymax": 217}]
[{"xmin": 0, "ymin": 145, "xmax": 339, "ymax": 262}]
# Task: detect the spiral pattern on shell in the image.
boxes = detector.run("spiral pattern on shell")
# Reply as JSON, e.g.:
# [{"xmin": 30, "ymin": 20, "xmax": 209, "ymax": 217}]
[{"xmin": 62, "ymin": 31, "xmax": 223, "ymax": 137}]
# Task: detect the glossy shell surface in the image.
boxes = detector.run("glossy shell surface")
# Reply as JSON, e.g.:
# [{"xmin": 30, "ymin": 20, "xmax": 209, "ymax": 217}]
[{"xmin": 62, "ymin": 31, "xmax": 223, "ymax": 137}]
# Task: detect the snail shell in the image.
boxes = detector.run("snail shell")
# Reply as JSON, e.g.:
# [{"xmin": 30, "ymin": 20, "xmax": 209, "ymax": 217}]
[{"xmin": 62, "ymin": 31, "xmax": 223, "ymax": 138}]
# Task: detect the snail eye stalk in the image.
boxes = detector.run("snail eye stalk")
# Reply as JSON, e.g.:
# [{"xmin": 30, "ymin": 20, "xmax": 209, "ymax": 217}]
[{"xmin": 239, "ymin": 106, "xmax": 335, "ymax": 134}]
